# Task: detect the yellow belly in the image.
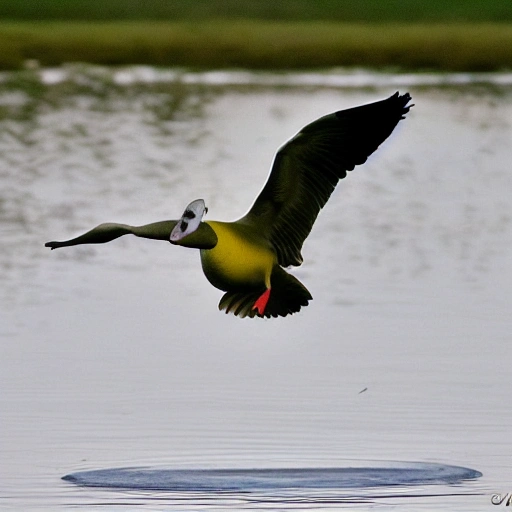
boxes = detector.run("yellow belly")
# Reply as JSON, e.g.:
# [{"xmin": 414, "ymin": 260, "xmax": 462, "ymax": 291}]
[{"xmin": 200, "ymin": 221, "xmax": 275, "ymax": 291}]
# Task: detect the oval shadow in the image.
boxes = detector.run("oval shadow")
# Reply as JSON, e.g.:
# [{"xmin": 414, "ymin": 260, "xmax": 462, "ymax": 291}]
[{"xmin": 63, "ymin": 461, "xmax": 481, "ymax": 492}]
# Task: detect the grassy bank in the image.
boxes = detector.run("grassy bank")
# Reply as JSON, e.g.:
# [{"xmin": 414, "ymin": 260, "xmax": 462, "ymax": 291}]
[{"xmin": 1, "ymin": 21, "xmax": 511, "ymax": 71}]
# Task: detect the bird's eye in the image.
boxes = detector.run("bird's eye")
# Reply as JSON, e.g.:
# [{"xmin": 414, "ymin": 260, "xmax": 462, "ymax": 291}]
[{"xmin": 180, "ymin": 221, "xmax": 188, "ymax": 232}]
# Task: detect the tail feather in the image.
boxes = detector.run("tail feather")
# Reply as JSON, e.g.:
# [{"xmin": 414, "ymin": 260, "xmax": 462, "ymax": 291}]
[
  {"xmin": 219, "ymin": 291, "xmax": 261, "ymax": 318},
  {"xmin": 218, "ymin": 267, "xmax": 312, "ymax": 319}
]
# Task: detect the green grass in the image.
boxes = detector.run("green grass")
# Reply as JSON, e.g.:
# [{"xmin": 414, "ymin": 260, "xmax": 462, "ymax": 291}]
[
  {"xmin": 0, "ymin": 21, "xmax": 511, "ymax": 71},
  {"xmin": 0, "ymin": 0, "xmax": 511, "ymax": 22}
]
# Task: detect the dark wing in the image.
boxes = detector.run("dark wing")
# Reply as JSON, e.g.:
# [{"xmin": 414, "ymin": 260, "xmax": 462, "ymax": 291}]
[
  {"xmin": 239, "ymin": 92, "xmax": 412, "ymax": 267},
  {"xmin": 45, "ymin": 220, "xmax": 178, "ymax": 249}
]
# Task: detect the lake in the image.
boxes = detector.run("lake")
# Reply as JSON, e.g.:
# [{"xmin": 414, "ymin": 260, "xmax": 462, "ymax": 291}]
[{"xmin": 1, "ymin": 67, "xmax": 511, "ymax": 511}]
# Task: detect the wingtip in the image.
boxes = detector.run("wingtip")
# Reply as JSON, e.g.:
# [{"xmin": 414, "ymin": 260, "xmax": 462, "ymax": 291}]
[{"xmin": 394, "ymin": 91, "xmax": 414, "ymax": 118}]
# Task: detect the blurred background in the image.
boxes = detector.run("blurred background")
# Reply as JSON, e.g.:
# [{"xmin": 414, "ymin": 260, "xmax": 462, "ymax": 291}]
[
  {"xmin": 0, "ymin": 0, "xmax": 511, "ymax": 70},
  {"xmin": 1, "ymin": 1, "xmax": 511, "ymax": 511}
]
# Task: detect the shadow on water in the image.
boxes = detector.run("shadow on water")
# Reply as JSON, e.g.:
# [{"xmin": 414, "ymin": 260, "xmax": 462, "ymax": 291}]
[{"xmin": 62, "ymin": 462, "xmax": 482, "ymax": 505}]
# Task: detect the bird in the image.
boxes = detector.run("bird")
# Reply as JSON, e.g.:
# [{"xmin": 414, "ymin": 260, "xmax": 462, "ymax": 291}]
[{"xmin": 46, "ymin": 92, "xmax": 412, "ymax": 318}]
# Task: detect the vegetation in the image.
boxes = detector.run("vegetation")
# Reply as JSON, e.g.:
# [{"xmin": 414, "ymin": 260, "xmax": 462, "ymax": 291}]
[
  {"xmin": 0, "ymin": 0, "xmax": 511, "ymax": 23},
  {"xmin": 0, "ymin": 21, "xmax": 511, "ymax": 71},
  {"xmin": 0, "ymin": 1, "xmax": 511, "ymax": 70}
]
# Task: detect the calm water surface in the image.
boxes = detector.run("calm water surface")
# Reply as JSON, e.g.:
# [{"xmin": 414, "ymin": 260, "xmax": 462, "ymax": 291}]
[{"xmin": 1, "ymin": 68, "xmax": 511, "ymax": 511}]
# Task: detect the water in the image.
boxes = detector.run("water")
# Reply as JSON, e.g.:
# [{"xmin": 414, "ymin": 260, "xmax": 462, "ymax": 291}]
[{"xmin": 1, "ymin": 67, "xmax": 511, "ymax": 511}]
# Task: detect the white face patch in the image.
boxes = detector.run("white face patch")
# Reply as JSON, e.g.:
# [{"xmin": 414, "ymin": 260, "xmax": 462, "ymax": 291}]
[{"xmin": 170, "ymin": 199, "xmax": 208, "ymax": 243}]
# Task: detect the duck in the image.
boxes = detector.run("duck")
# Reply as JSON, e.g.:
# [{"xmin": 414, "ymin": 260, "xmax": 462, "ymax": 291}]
[{"xmin": 46, "ymin": 92, "xmax": 412, "ymax": 318}]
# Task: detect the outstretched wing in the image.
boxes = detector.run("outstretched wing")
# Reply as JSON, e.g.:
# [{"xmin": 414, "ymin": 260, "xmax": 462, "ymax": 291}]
[
  {"xmin": 239, "ymin": 92, "xmax": 412, "ymax": 267},
  {"xmin": 45, "ymin": 220, "xmax": 178, "ymax": 249}
]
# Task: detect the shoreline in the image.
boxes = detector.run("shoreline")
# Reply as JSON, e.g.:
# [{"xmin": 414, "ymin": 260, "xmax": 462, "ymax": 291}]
[
  {"xmin": 7, "ymin": 65, "xmax": 512, "ymax": 89},
  {"xmin": 1, "ymin": 21, "xmax": 511, "ymax": 72}
]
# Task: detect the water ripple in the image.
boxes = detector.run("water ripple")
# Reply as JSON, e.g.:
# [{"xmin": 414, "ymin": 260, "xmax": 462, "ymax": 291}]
[{"xmin": 63, "ymin": 461, "xmax": 481, "ymax": 494}]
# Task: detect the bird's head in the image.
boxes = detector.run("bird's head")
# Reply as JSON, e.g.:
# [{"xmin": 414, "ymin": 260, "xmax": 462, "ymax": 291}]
[{"xmin": 170, "ymin": 199, "xmax": 217, "ymax": 249}]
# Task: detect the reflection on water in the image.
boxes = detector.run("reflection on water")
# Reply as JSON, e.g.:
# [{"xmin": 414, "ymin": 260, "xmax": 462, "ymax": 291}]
[{"xmin": 0, "ymin": 67, "xmax": 511, "ymax": 511}]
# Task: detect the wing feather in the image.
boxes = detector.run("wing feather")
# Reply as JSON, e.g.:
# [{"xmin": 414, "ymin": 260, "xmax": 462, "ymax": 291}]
[{"xmin": 239, "ymin": 92, "xmax": 412, "ymax": 267}]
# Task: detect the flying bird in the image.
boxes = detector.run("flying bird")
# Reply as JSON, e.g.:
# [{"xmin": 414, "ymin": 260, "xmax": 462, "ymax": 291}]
[{"xmin": 46, "ymin": 92, "xmax": 412, "ymax": 318}]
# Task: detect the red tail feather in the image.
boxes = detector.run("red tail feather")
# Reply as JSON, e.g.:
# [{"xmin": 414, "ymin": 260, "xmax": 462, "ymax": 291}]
[{"xmin": 252, "ymin": 288, "xmax": 271, "ymax": 315}]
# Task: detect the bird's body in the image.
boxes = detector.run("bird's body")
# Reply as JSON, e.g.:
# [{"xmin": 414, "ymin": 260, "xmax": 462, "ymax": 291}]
[
  {"xmin": 46, "ymin": 92, "xmax": 413, "ymax": 318},
  {"xmin": 201, "ymin": 221, "xmax": 275, "ymax": 292}
]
